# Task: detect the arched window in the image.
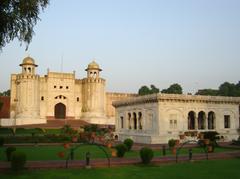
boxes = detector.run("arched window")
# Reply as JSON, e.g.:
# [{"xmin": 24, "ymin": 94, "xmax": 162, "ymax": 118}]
[
  {"xmin": 188, "ymin": 111, "xmax": 196, "ymax": 130},
  {"xmin": 128, "ymin": 113, "xmax": 131, "ymax": 129},
  {"xmin": 198, "ymin": 111, "xmax": 206, "ymax": 130},
  {"xmin": 120, "ymin": 116, "xmax": 124, "ymax": 129},
  {"xmin": 208, "ymin": 111, "xmax": 215, "ymax": 129},
  {"xmin": 138, "ymin": 112, "xmax": 142, "ymax": 130},
  {"xmin": 133, "ymin": 112, "xmax": 137, "ymax": 130}
]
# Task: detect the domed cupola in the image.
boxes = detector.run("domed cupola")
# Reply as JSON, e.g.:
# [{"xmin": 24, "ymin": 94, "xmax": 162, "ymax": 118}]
[
  {"xmin": 20, "ymin": 56, "xmax": 38, "ymax": 74},
  {"xmin": 85, "ymin": 60, "xmax": 102, "ymax": 78}
]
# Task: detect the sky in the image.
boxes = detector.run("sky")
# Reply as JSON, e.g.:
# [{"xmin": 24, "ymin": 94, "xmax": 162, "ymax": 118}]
[{"xmin": 0, "ymin": 0, "xmax": 240, "ymax": 94}]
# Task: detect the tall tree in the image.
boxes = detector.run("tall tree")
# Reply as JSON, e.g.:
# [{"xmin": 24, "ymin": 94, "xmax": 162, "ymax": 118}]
[
  {"xmin": 195, "ymin": 89, "xmax": 219, "ymax": 96},
  {"xmin": 138, "ymin": 85, "xmax": 159, "ymax": 96},
  {"xmin": 218, "ymin": 82, "xmax": 238, "ymax": 97},
  {"xmin": 150, "ymin": 84, "xmax": 159, "ymax": 94},
  {"xmin": 195, "ymin": 81, "xmax": 240, "ymax": 97},
  {"xmin": 0, "ymin": 89, "xmax": 10, "ymax": 96},
  {"xmin": 161, "ymin": 83, "xmax": 183, "ymax": 94},
  {"xmin": 0, "ymin": 0, "xmax": 49, "ymax": 50},
  {"xmin": 138, "ymin": 86, "xmax": 151, "ymax": 96}
]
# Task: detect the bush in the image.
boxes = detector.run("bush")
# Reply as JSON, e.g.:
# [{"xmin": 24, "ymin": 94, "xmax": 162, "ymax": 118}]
[
  {"xmin": 6, "ymin": 146, "xmax": 16, "ymax": 161},
  {"xmin": 140, "ymin": 147, "xmax": 154, "ymax": 164},
  {"xmin": 123, "ymin": 138, "xmax": 134, "ymax": 151},
  {"xmin": 0, "ymin": 127, "xmax": 14, "ymax": 136},
  {"xmin": 11, "ymin": 151, "xmax": 26, "ymax": 171},
  {"xmin": 0, "ymin": 137, "xmax": 4, "ymax": 146},
  {"xmin": 115, "ymin": 144, "xmax": 127, "ymax": 157},
  {"xmin": 168, "ymin": 139, "xmax": 176, "ymax": 148}
]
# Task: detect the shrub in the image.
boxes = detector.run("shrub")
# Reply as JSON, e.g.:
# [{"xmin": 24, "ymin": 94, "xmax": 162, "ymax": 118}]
[
  {"xmin": 0, "ymin": 137, "xmax": 4, "ymax": 146},
  {"xmin": 11, "ymin": 151, "xmax": 26, "ymax": 171},
  {"xmin": 123, "ymin": 138, "xmax": 134, "ymax": 151},
  {"xmin": 168, "ymin": 139, "xmax": 176, "ymax": 148},
  {"xmin": 6, "ymin": 146, "xmax": 16, "ymax": 161},
  {"xmin": 140, "ymin": 147, "xmax": 154, "ymax": 164},
  {"xmin": 115, "ymin": 144, "xmax": 127, "ymax": 157}
]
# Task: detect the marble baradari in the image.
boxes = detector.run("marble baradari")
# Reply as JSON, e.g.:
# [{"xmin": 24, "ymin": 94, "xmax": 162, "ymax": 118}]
[
  {"xmin": 113, "ymin": 93, "xmax": 240, "ymax": 143},
  {"xmin": 3, "ymin": 56, "xmax": 135, "ymax": 126}
]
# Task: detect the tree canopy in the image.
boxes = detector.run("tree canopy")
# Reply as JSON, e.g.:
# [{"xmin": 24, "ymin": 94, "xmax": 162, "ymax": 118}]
[
  {"xmin": 138, "ymin": 85, "xmax": 159, "ymax": 96},
  {"xmin": 196, "ymin": 81, "xmax": 240, "ymax": 97},
  {"xmin": 161, "ymin": 83, "xmax": 183, "ymax": 94},
  {"xmin": 0, "ymin": 0, "xmax": 49, "ymax": 50},
  {"xmin": 0, "ymin": 89, "xmax": 10, "ymax": 96}
]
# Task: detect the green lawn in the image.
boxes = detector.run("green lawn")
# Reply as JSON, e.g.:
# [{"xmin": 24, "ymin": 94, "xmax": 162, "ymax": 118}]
[
  {"xmin": 1, "ymin": 159, "xmax": 239, "ymax": 179},
  {"xmin": 0, "ymin": 145, "xmax": 238, "ymax": 161}
]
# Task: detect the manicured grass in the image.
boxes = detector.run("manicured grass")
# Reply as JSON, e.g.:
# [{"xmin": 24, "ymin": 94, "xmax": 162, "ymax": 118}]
[
  {"xmin": 1, "ymin": 159, "xmax": 240, "ymax": 179},
  {"xmin": 0, "ymin": 145, "xmax": 238, "ymax": 161},
  {"xmin": 0, "ymin": 145, "xmax": 111, "ymax": 161}
]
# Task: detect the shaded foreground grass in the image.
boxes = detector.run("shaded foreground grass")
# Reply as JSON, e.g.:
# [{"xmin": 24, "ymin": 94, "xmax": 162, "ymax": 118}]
[
  {"xmin": 0, "ymin": 145, "xmax": 238, "ymax": 161},
  {"xmin": 1, "ymin": 159, "xmax": 240, "ymax": 179}
]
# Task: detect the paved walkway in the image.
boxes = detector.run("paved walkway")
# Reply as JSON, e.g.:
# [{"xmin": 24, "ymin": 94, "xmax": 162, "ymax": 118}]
[{"xmin": 0, "ymin": 150, "xmax": 239, "ymax": 170}]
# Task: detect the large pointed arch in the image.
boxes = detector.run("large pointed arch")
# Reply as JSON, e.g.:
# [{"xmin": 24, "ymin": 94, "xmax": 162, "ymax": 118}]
[{"xmin": 54, "ymin": 103, "xmax": 66, "ymax": 119}]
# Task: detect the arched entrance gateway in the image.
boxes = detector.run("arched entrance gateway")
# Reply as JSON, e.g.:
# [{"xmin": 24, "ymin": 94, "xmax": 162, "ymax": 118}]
[{"xmin": 54, "ymin": 103, "xmax": 66, "ymax": 119}]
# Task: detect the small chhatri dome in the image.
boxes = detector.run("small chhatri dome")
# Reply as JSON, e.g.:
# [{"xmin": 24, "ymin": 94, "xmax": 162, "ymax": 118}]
[
  {"xmin": 85, "ymin": 60, "xmax": 102, "ymax": 71},
  {"xmin": 20, "ymin": 56, "xmax": 38, "ymax": 67}
]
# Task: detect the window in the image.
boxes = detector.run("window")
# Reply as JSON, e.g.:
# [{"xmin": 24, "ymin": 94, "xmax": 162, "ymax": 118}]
[
  {"xmin": 77, "ymin": 97, "xmax": 79, "ymax": 102},
  {"xmin": 60, "ymin": 86, "xmax": 63, "ymax": 89},
  {"xmin": 224, "ymin": 115, "xmax": 230, "ymax": 128},
  {"xmin": 41, "ymin": 96, "xmax": 44, "ymax": 101},
  {"xmin": 54, "ymin": 86, "xmax": 56, "ymax": 88},
  {"xmin": 169, "ymin": 120, "xmax": 173, "ymax": 129},
  {"xmin": 174, "ymin": 120, "xmax": 177, "ymax": 128},
  {"xmin": 169, "ymin": 114, "xmax": 177, "ymax": 129},
  {"xmin": 66, "ymin": 86, "xmax": 69, "ymax": 89},
  {"xmin": 120, "ymin": 116, "xmax": 124, "ymax": 129}
]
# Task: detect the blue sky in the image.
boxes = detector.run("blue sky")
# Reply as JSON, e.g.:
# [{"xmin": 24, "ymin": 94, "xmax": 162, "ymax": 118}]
[{"xmin": 0, "ymin": 0, "xmax": 240, "ymax": 93}]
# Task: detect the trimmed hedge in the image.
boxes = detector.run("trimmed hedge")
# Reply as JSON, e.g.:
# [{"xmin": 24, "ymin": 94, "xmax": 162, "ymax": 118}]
[
  {"xmin": 6, "ymin": 146, "xmax": 16, "ymax": 161},
  {"xmin": 140, "ymin": 147, "xmax": 154, "ymax": 164},
  {"xmin": 11, "ymin": 151, "xmax": 26, "ymax": 171},
  {"xmin": 168, "ymin": 139, "xmax": 176, "ymax": 148},
  {"xmin": 123, "ymin": 138, "xmax": 134, "ymax": 151},
  {"xmin": 3, "ymin": 135, "xmax": 72, "ymax": 144},
  {"xmin": 0, "ymin": 127, "xmax": 14, "ymax": 135},
  {"xmin": 0, "ymin": 137, "xmax": 4, "ymax": 146},
  {"xmin": 15, "ymin": 128, "xmax": 44, "ymax": 136},
  {"xmin": 115, "ymin": 144, "xmax": 128, "ymax": 158}
]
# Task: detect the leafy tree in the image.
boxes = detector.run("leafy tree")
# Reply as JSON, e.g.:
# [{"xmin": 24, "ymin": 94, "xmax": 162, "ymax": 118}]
[
  {"xmin": 138, "ymin": 85, "xmax": 159, "ymax": 96},
  {"xmin": 196, "ymin": 81, "xmax": 240, "ymax": 97},
  {"xmin": 138, "ymin": 86, "xmax": 151, "ymax": 96},
  {"xmin": 195, "ymin": 89, "xmax": 219, "ymax": 96},
  {"xmin": 218, "ymin": 82, "xmax": 239, "ymax": 97},
  {"xmin": 150, "ymin": 84, "xmax": 159, "ymax": 94},
  {"xmin": 0, "ymin": 89, "xmax": 10, "ymax": 96},
  {"xmin": 161, "ymin": 83, "xmax": 183, "ymax": 94},
  {"xmin": 0, "ymin": 0, "xmax": 49, "ymax": 50}
]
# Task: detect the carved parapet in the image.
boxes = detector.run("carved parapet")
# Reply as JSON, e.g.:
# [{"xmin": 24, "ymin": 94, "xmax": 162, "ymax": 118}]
[
  {"xmin": 82, "ymin": 77, "xmax": 106, "ymax": 84},
  {"xmin": 113, "ymin": 93, "xmax": 240, "ymax": 107}
]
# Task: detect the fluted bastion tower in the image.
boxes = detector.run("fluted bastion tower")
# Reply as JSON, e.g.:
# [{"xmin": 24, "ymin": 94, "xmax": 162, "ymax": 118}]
[
  {"xmin": 3, "ymin": 56, "xmax": 135, "ymax": 126},
  {"xmin": 10, "ymin": 57, "xmax": 45, "ymax": 125},
  {"xmin": 81, "ymin": 61, "xmax": 106, "ymax": 123}
]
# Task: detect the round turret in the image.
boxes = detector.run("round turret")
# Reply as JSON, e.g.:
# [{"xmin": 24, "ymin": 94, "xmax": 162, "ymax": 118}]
[
  {"xmin": 20, "ymin": 56, "xmax": 38, "ymax": 67},
  {"xmin": 85, "ymin": 60, "xmax": 102, "ymax": 78},
  {"xmin": 19, "ymin": 56, "xmax": 38, "ymax": 74}
]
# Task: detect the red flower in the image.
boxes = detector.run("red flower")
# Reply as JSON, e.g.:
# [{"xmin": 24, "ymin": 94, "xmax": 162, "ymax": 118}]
[
  {"xmin": 58, "ymin": 151, "xmax": 65, "ymax": 158},
  {"xmin": 63, "ymin": 143, "xmax": 70, "ymax": 149},
  {"xmin": 72, "ymin": 136, "xmax": 78, "ymax": 142}
]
